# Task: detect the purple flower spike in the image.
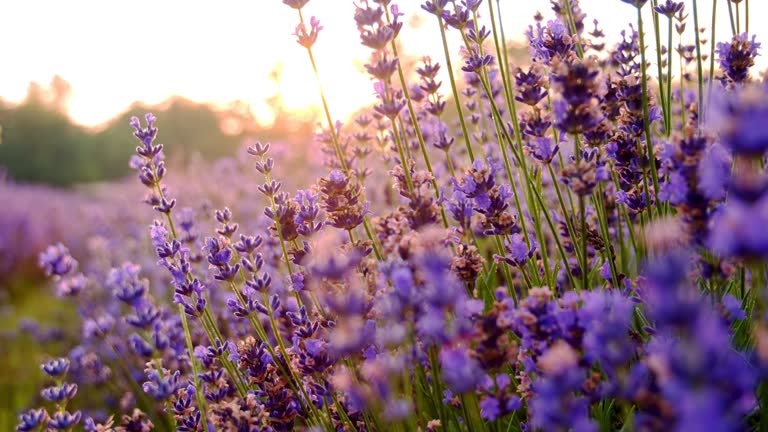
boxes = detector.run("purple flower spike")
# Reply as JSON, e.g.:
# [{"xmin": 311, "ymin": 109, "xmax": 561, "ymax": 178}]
[
  {"xmin": 39, "ymin": 243, "xmax": 77, "ymax": 277},
  {"xmin": 439, "ymin": 345, "xmax": 483, "ymax": 394}
]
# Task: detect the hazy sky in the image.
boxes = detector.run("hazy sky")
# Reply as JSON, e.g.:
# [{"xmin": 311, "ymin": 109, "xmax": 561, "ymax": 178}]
[{"xmin": 1, "ymin": 0, "xmax": 765, "ymax": 127}]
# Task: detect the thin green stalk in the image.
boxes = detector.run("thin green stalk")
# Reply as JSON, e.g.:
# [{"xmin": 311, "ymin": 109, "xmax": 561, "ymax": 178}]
[
  {"xmin": 708, "ymin": 0, "xmax": 718, "ymax": 111},
  {"xmin": 735, "ymin": 0, "xmax": 740, "ymax": 34},
  {"xmin": 147, "ymin": 161, "xmax": 224, "ymax": 418},
  {"xmin": 436, "ymin": 12, "xmax": 476, "ymax": 161},
  {"xmin": 563, "ymin": 0, "xmax": 585, "ymax": 58},
  {"xmin": 479, "ymin": 76, "xmax": 534, "ymax": 250},
  {"xmin": 531, "ymin": 173, "xmax": 553, "ymax": 288},
  {"xmin": 492, "ymin": 2, "xmax": 551, "ymax": 276},
  {"xmin": 614, "ymin": 199, "xmax": 629, "ymax": 274},
  {"xmin": 385, "ymin": 10, "xmax": 446, "ymax": 221},
  {"xmin": 427, "ymin": 346, "xmax": 450, "ymax": 427},
  {"xmin": 260, "ymin": 292, "xmax": 331, "ymax": 428},
  {"xmin": 666, "ymin": 16, "xmax": 674, "ymax": 136},
  {"xmin": 574, "ymin": 135, "xmax": 589, "ymax": 290},
  {"xmin": 488, "ymin": 0, "xmax": 514, "ymax": 114},
  {"xmin": 494, "ymin": 235, "xmax": 519, "ymax": 304},
  {"xmin": 611, "ymin": 170, "xmax": 641, "ymax": 260},
  {"xmin": 547, "ymin": 163, "xmax": 585, "ymax": 266},
  {"xmin": 679, "ymin": 48, "xmax": 687, "ymax": 125},
  {"xmin": 391, "ymin": 117, "xmax": 416, "ymax": 195},
  {"xmin": 495, "ymin": 0, "xmax": 514, "ymax": 90},
  {"xmin": 548, "ymin": 94, "xmax": 578, "ymax": 214},
  {"xmin": 692, "ymin": 0, "xmax": 705, "ymax": 114},
  {"xmin": 651, "ymin": 0, "xmax": 670, "ymax": 134},
  {"xmin": 746, "ymin": 0, "xmax": 749, "ymax": 33},
  {"xmin": 459, "ymin": 28, "xmax": 536, "ymax": 254},
  {"xmin": 398, "ymin": 116, "xmax": 414, "ymax": 162},
  {"xmin": 529, "ymin": 178, "xmax": 580, "ymax": 290},
  {"xmin": 594, "ymin": 185, "xmax": 621, "ymax": 289},
  {"xmin": 199, "ymin": 308, "xmax": 249, "ymax": 396},
  {"xmin": 474, "ymin": 73, "xmax": 578, "ymax": 288},
  {"xmin": 637, "ymin": 5, "xmax": 662, "ymax": 212},
  {"xmin": 726, "ymin": 0, "xmax": 736, "ymax": 36},
  {"xmin": 180, "ymin": 306, "xmax": 210, "ymax": 432},
  {"xmin": 263, "ymin": 171, "xmax": 301, "ymax": 297},
  {"xmin": 297, "ymin": 10, "xmax": 383, "ymax": 261}
]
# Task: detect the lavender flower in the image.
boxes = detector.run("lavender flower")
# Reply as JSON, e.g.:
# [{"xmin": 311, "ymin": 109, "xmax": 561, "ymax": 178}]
[
  {"xmin": 716, "ymin": 33, "xmax": 761, "ymax": 86},
  {"xmin": 440, "ymin": 345, "xmax": 483, "ymax": 393}
]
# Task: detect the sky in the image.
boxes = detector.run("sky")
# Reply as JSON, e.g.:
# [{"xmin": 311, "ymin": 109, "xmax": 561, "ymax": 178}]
[{"xmin": 1, "ymin": 0, "xmax": 765, "ymax": 128}]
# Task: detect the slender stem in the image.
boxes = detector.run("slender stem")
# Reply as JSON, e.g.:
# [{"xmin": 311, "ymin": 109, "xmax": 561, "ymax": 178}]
[
  {"xmin": 611, "ymin": 170, "xmax": 641, "ymax": 260},
  {"xmin": 493, "ymin": 0, "xmax": 551, "ymax": 276},
  {"xmin": 574, "ymin": 135, "xmax": 589, "ymax": 290},
  {"xmin": 477, "ymin": 75, "xmax": 533, "ymax": 249},
  {"xmin": 746, "ymin": 0, "xmax": 750, "ymax": 33},
  {"xmin": 472, "ymin": 69, "xmax": 577, "ymax": 288},
  {"xmin": 436, "ymin": 13, "xmax": 475, "ymax": 161},
  {"xmin": 264, "ymin": 171, "xmax": 300, "ymax": 297},
  {"xmin": 664, "ymin": 17, "xmax": 673, "ymax": 135},
  {"xmin": 385, "ymin": 10, "xmax": 449, "ymax": 231},
  {"xmin": 594, "ymin": 185, "xmax": 621, "ymax": 290},
  {"xmin": 491, "ymin": 0, "xmax": 515, "ymax": 113},
  {"xmin": 494, "ymin": 235, "xmax": 519, "ymax": 304},
  {"xmin": 305, "ymin": 47, "xmax": 347, "ymax": 171},
  {"xmin": 146, "ymin": 160, "xmax": 227, "ymax": 418},
  {"xmin": 708, "ymin": 0, "xmax": 717, "ymax": 102},
  {"xmin": 390, "ymin": 116, "xmax": 416, "ymax": 194},
  {"xmin": 297, "ymin": 10, "xmax": 383, "ymax": 260},
  {"xmin": 692, "ymin": 0, "xmax": 705, "ymax": 116},
  {"xmin": 563, "ymin": 0, "xmax": 585, "ymax": 58},
  {"xmin": 459, "ymin": 27, "xmax": 535, "ymax": 254},
  {"xmin": 637, "ymin": 6, "xmax": 662, "ymax": 212},
  {"xmin": 180, "ymin": 306, "xmax": 210, "ymax": 432},
  {"xmin": 726, "ymin": 0, "xmax": 737, "ymax": 36},
  {"xmin": 735, "ymin": 0, "xmax": 740, "ymax": 34},
  {"xmin": 651, "ymin": 0, "xmax": 670, "ymax": 134},
  {"xmin": 547, "ymin": 163, "xmax": 584, "ymax": 266},
  {"xmin": 679, "ymin": 46, "xmax": 687, "ymax": 125}
]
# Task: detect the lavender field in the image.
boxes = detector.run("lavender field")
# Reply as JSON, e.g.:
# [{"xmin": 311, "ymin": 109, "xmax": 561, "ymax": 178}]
[{"xmin": 3, "ymin": 0, "xmax": 768, "ymax": 430}]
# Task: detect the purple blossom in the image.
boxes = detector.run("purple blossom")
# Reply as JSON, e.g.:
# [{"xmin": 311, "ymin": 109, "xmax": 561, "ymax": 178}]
[
  {"xmin": 716, "ymin": 33, "xmax": 761, "ymax": 86},
  {"xmin": 294, "ymin": 16, "xmax": 322, "ymax": 48},
  {"xmin": 439, "ymin": 345, "xmax": 483, "ymax": 394}
]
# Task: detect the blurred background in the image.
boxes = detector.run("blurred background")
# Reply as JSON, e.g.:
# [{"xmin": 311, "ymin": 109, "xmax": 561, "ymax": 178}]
[{"xmin": 1, "ymin": 0, "xmax": 767, "ymax": 426}]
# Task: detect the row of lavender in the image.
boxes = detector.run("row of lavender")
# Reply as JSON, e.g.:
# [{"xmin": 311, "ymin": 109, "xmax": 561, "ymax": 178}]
[{"xmin": 16, "ymin": 0, "xmax": 768, "ymax": 430}]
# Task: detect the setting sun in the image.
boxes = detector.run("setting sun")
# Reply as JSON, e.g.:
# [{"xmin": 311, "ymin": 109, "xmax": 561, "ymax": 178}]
[{"xmin": 3, "ymin": 0, "xmax": 764, "ymax": 128}]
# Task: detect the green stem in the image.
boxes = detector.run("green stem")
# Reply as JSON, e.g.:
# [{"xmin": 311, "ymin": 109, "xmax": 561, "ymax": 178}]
[
  {"xmin": 547, "ymin": 163, "xmax": 584, "ymax": 267},
  {"xmin": 637, "ymin": 5, "xmax": 662, "ymax": 213},
  {"xmin": 436, "ymin": 13, "xmax": 476, "ymax": 161},
  {"xmin": 460, "ymin": 29, "xmax": 535, "ymax": 253},
  {"xmin": 666, "ymin": 17, "xmax": 674, "ymax": 135},
  {"xmin": 298, "ymin": 10, "xmax": 384, "ymax": 261},
  {"xmin": 594, "ymin": 185, "xmax": 621, "ymax": 290},
  {"xmin": 726, "ymin": 0, "xmax": 737, "ymax": 36},
  {"xmin": 574, "ymin": 135, "xmax": 589, "ymax": 290},
  {"xmin": 390, "ymin": 116, "xmax": 416, "ymax": 195},
  {"xmin": 651, "ymin": 0, "xmax": 670, "ymax": 134},
  {"xmin": 563, "ymin": 0, "xmax": 585, "ymax": 58},
  {"xmin": 708, "ymin": 0, "xmax": 718, "ymax": 112},
  {"xmin": 180, "ymin": 306, "xmax": 211, "ymax": 432},
  {"xmin": 385, "ymin": 9, "xmax": 449, "ymax": 230},
  {"xmin": 746, "ymin": 0, "xmax": 750, "ymax": 33},
  {"xmin": 494, "ymin": 235, "xmax": 519, "ymax": 304},
  {"xmin": 692, "ymin": 0, "xmax": 705, "ymax": 115}
]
